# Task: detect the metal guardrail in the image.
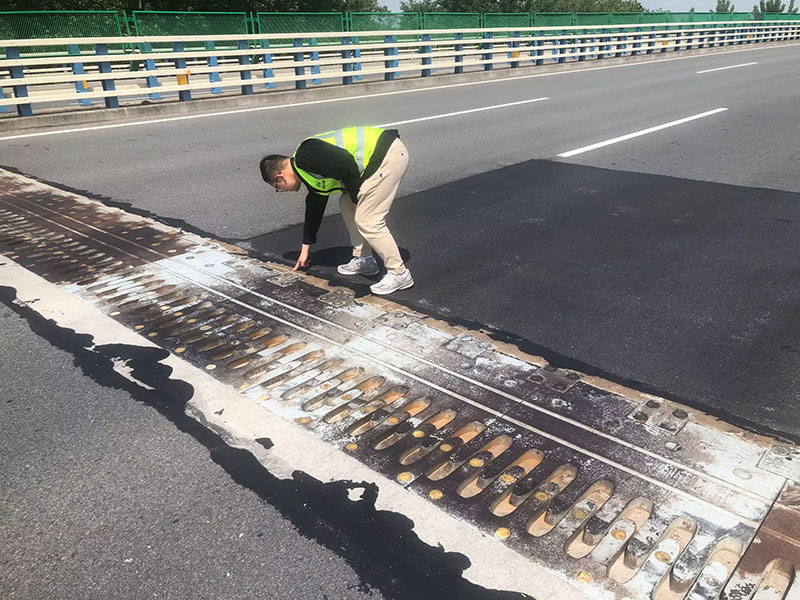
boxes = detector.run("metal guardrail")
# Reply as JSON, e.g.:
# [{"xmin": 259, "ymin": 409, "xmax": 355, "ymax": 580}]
[{"xmin": 2, "ymin": 20, "xmax": 799, "ymax": 118}]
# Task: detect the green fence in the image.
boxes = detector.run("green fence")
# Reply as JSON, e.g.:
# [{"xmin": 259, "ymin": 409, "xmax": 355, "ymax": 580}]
[
  {"xmin": 641, "ymin": 12, "xmax": 669, "ymax": 24},
  {"xmin": 132, "ymin": 11, "xmax": 248, "ymax": 50},
  {"xmin": 2, "ymin": 9, "xmax": 797, "ymax": 54},
  {"xmin": 0, "ymin": 10, "xmax": 123, "ymax": 56},
  {"xmin": 533, "ymin": 11, "xmax": 574, "ymax": 39},
  {"xmin": 611, "ymin": 12, "xmax": 643, "ymax": 25},
  {"xmin": 762, "ymin": 12, "xmax": 800, "ymax": 20},
  {"xmin": 257, "ymin": 12, "xmax": 344, "ymax": 46},
  {"xmin": 349, "ymin": 12, "xmax": 419, "ymax": 42},
  {"xmin": 423, "ymin": 12, "xmax": 482, "ymax": 39},
  {"xmin": 483, "ymin": 13, "xmax": 531, "ymax": 28},
  {"xmin": 575, "ymin": 12, "xmax": 611, "ymax": 26},
  {"xmin": 668, "ymin": 12, "xmax": 696, "ymax": 23},
  {"xmin": 534, "ymin": 12, "xmax": 574, "ymax": 27},
  {"xmin": 349, "ymin": 12, "xmax": 419, "ymax": 32}
]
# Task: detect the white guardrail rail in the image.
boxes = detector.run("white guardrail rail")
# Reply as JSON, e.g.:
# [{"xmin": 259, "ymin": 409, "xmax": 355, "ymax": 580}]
[{"xmin": 1, "ymin": 20, "xmax": 799, "ymax": 117}]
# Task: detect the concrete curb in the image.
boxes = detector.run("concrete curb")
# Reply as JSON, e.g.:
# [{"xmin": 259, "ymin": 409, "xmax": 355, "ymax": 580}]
[{"xmin": 1, "ymin": 40, "xmax": 798, "ymax": 135}]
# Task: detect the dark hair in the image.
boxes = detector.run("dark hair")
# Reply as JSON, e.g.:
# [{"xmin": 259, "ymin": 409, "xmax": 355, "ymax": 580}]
[{"xmin": 259, "ymin": 154, "xmax": 289, "ymax": 185}]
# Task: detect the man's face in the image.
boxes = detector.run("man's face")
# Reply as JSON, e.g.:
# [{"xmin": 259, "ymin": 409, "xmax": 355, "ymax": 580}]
[{"xmin": 273, "ymin": 161, "xmax": 302, "ymax": 192}]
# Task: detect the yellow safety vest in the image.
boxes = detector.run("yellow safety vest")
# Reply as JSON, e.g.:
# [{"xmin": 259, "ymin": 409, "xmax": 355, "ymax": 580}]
[{"xmin": 292, "ymin": 126, "xmax": 385, "ymax": 196}]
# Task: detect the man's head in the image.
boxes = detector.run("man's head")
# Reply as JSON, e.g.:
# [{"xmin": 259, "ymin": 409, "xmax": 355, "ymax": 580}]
[{"xmin": 260, "ymin": 154, "xmax": 302, "ymax": 192}]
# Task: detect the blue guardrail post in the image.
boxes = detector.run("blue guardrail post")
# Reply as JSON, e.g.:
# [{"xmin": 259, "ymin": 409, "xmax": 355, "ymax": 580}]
[
  {"xmin": 238, "ymin": 39, "xmax": 254, "ymax": 95},
  {"xmin": 68, "ymin": 44, "xmax": 92, "ymax": 106},
  {"xmin": 384, "ymin": 34, "xmax": 398, "ymax": 81},
  {"xmin": 262, "ymin": 39, "xmax": 275, "ymax": 89},
  {"xmin": 172, "ymin": 42, "xmax": 191, "ymax": 101},
  {"xmin": 205, "ymin": 41, "xmax": 222, "ymax": 94},
  {"xmin": 454, "ymin": 32, "xmax": 464, "ymax": 74},
  {"xmin": 341, "ymin": 36, "xmax": 354, "ymax": 84},
  {"xmin": 421, "ymin": 33, "xmax": 432, "ymax": 77},
  {"xmin": 95, "ymin": 43, "xmax": 119, "ymax": 108},
  {"xmin": 6, "ymin": 46, "xmax": 33, "ymax": 117},
  {"xmin": 141, "ymin": 42, "xmax": 162, "ymax": 100},
  {"xmin": 293, "ymin": 38, "xmax": 307, "ymax": 90}
]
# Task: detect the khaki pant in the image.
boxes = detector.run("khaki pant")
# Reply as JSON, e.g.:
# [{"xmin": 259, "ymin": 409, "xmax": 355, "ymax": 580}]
[{"xmin": 339, "ymin": 138, "xmax": 409, "ymax": 275}]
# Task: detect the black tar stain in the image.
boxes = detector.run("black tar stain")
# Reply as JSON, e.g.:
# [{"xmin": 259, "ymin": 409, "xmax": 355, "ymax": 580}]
[
  {"xmin": 254, "ymin": 437, "xmax": 274, "ymax": 450},
  {"xmin": 0, "ymin": 285, "xmax": 533, "ymax": 600}
]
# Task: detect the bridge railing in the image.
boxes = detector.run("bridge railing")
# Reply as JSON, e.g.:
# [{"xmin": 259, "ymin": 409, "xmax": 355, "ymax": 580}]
[{"xmin": 2, "ymin": 20, "xmax": 799, "ymax": 117}]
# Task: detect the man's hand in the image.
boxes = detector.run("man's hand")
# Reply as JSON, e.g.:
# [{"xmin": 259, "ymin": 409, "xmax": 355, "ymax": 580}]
[{"xmin": 293, "ymin": 244, "xmax": 311, "ymax": 271}]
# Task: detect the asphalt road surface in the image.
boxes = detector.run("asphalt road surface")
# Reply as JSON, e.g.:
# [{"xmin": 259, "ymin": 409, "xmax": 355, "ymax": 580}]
[
  {"xmin": 3, "ymin": 43, "xmax": 797, "ymax": 438},
  {"xmin": 0, "ymin": 289, "xmax": 528, "ymax": 600},
  {"xmin": 2, "ymin": 43, "xmax": 799, "ymax": 598}
]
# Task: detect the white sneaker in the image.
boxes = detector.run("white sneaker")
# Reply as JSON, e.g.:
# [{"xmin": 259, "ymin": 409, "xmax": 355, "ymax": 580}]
[
  {"xmin": 370, "ymin": 270, "xmax": 414, "ymax": 295},
  {"xmin": 337, "ymin": 256, "xmax": 379, "ymax": 276}
]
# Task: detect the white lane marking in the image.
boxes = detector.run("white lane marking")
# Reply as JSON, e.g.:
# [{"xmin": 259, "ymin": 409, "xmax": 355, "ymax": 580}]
[
  {"xmin": 697, "ymin": 61, "xmax": 758, "ymax": 74},
  {"xmin": 0, "ymin": 43, "xmax": 793, "ymax": 142},
  {"xmin": 377, "ymin": 97, "xmax": 548, "ymax": 127},
  {"xmin": 557, "ymin": 107, "xmax": 729, "ymax": 158}
]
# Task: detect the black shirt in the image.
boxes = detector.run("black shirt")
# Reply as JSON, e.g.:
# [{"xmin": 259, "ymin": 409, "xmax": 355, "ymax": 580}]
[{"xmin": 292, "ymin": 129, "xmax": 399, "ymax": 245}]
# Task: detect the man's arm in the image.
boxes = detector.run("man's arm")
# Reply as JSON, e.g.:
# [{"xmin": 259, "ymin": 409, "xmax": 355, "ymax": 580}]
[{"xmin": 294, "ymin": 192, "xmax": 328, "ymax": 271}]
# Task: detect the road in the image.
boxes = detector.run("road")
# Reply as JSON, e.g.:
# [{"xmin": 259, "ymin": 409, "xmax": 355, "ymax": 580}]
[{"xmin": 2, "ymin": 42, "xmax": 799, "ymax": 598}]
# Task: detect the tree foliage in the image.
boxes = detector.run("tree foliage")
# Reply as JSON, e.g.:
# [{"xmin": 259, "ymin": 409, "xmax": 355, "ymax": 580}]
[
  {"xmin": 5, "ymin": 0, "xmax": 644, "ymax": 12},
  {"xmin": 1, "ymin": 0, "xmax": 388, "ymax": 11},
  {"xmin": 400, "ymin": 0, "xmax": 644, "ymax": 12},
  {"xmin": 751, "ymin": 0, "xmax": 798, "ymax": 13},
  {"xmin": 715, "ymin": 0, "xmax": 735, "ymax": 11}
]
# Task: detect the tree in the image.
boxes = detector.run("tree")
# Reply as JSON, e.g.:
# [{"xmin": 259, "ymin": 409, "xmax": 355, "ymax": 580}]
[
  {"xmin": 399, "ymin": 0, "xmax": 440, "ymax": 11},
  {"xmin": 752, "ymin": 0, "xmax": 798, "ymax": 13},
  {"xmin": 715, "ymin": 0, "xmax": 735, "ymax": 11},
  {"xmin": 3, "ymin": 0, "xmax": 648, "ymax": 11}
]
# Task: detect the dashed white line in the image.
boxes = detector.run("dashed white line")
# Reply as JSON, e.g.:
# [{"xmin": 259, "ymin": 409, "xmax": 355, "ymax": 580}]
[
  {"xmin": 696, "ymin": 61, "xmax": 758, "ymax": 74},
  {"xmin": 557, "ymin": 107, "xmax": 729, "ymax": 158},
  {"xmin": 377, "ymin": 97, "xmax": 548, "ymax": 127},
  {"xmin": 0, "ymin": 43, "xmax": 792, "ymax": 142}
]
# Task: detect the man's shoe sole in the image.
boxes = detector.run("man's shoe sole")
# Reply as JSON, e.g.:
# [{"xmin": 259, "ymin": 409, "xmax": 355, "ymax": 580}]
[
  {"xmin": 370, "ymin": 279, "xmax": 414, "ymax": 296},
  {"xmin": 337, "ymin": 266, "xmax": 379, "ymax": 276}
]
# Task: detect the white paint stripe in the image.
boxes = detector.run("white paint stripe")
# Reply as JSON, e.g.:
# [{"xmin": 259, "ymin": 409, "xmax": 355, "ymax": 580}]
[
  {"xmin": 377, "ymin": 97, "xmax": 548, "ymax": 127},
  {"xmin": 0, "ymin": 43, "xmax": 792, "ymax": 142},
  {"xmin": 557, "ymin": 108, "xmax": 728, "ymax": 158},
  {"xmin": 696, "ymin": 61, "xmax": 758, "ymax": 74}
]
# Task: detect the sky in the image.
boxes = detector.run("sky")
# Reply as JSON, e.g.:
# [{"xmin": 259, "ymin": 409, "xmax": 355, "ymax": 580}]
[{"xmin": 381, "ymin": 1, "xmax": 723, "ymax": 13}]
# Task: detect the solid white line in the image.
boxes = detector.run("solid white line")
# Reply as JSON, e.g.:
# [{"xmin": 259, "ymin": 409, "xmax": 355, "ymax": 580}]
[
  {"xmin": 557, "ymin": 107, "xmax": 729, "ymax": 158},
  {"xmin": 0, "ymin": 42, "xmax": 793, "ymax": 142},
  {"xmin": 377, "ymin": 97, "xmax": 548, "ymax": 127},
  {"xmin": 697, "ymin": 61, "xmax": 758, "ymax": 73}
]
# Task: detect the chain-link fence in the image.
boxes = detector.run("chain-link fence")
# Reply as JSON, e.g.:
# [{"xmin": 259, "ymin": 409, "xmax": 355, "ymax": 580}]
[
  {"xmin": 257, "ymin": 12, "xmax": 343, "ymax": 46},
  {"xmin": 483, "ymin": 13, "xmax": 531, "ymax": 29},
  {"xmin": 575, "ymin": 12, "xmax": 611, "ymax": 26},
  {"xmin": 132, "ymin": 11, "xmax": 248, "ymax": 50},
  {"xmin": 0, "ymin": 10, "xmax": 124, "ymax": 57},
  {"xmin": 423, "ymin": 12, "xmax": 482, "ymax": 39},
  {"xmin": 349, "ymin": 12, "xmax": 420, "ymax": 42},
  {"xmin": 641, "ymin": 12, "xmax": 669, "ymax": 24},
  {"xmin": 610, "ymin": 12, "xmax": 642, "ymax": 25}
]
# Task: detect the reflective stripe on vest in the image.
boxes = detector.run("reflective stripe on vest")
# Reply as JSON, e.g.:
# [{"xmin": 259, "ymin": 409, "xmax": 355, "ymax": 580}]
[{"xmin": 292, "ymin": 126, "xmax": 384, "ymax": 196}]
